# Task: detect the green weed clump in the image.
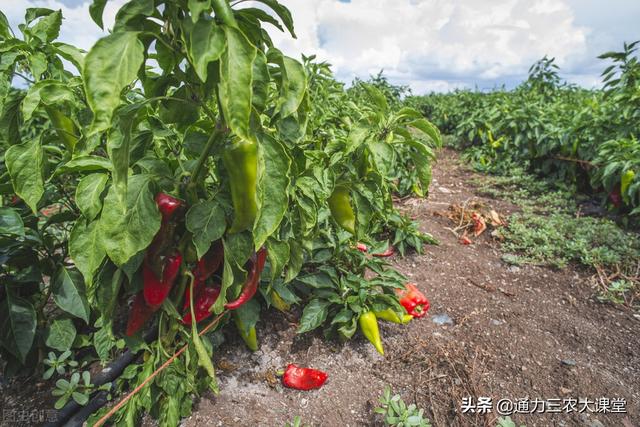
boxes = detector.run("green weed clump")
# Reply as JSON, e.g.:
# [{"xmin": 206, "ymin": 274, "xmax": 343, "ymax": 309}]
[{"xmin": 501, "ymin": 211, "xmax": 640, "ymax": 270}]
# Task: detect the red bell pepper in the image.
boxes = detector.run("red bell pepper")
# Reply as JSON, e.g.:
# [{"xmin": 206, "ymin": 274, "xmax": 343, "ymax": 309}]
[
  {"xmin": 181, "ymin": 285, "xmax": 221, "ymax": 324},
  {"xmin": 282, "ymin": 364, "xmax": 328, "ymax": 390},
  {"xmin": 224, "ymin": 247, "xmax": 268, "ymax": 310},
  {"xmin": 143, "ymin": 252, "xmax": 183, "ymax": 307},
  {"xmin": 155, "ymin": 192, "xmax": 182, "ymax": 221},
  {"xmin": 395, "ymin": 283, "xmax": 430, "ymax": 318},
  {"xmin": 126, "ymin": 291, "xmax": 156, "ymax": 336}
]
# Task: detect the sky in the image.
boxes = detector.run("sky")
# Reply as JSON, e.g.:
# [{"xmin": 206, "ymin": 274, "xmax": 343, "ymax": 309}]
[{"xmin": 3, "ymin": 0, "xmax": 639, "ymax": 93}]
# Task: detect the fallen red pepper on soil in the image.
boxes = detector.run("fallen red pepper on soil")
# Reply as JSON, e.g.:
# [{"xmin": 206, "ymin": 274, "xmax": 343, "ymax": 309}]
[
  {"xmin": 282, "ymin": 364, "xmax": 328, "ymax": 390},
  {"xmin": 372, "ymin": 246, "xmax": 395, "ymax": 257},
  {"xmin": 396, "ymin": 283, "xmax": 430, "ymax": 318},
  {"xmin": 143, "ymin": 252, "xmax": 183, "ymax": 307},
  {"xmin": 224, "ymin": 247, "xmax": 268, "ymax": 310},
  {"xmin": 459, "ymin": 235, "xmax": 472, "ymax": 245},
  {"xmin": 182, "ymin": 285, "xmax": 221, "ymax": 324},
  {"xmin": 126, "ymin": 291, "xmax": 157, "ymax": 336},
  {"xmin": 471, "ymin": 212, "xmax": 487, "ymax": 237}
]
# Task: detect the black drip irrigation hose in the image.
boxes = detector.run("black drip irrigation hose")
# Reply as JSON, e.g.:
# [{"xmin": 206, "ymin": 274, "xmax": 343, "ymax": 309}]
[{"xmin": 44, "ymin": 328, "xmax": 158, "ymax": 427}]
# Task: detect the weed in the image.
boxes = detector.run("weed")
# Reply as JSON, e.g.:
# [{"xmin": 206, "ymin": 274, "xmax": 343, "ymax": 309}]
[{"xmin": 375, "ymin": 386, "xmax": 432, "ymax": 427}]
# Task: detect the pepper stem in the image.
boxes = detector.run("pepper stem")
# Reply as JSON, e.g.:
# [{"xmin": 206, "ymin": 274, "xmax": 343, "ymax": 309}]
[{"xmin": 185, "ymin": 126, "xmax": 227, "ymax": 203}]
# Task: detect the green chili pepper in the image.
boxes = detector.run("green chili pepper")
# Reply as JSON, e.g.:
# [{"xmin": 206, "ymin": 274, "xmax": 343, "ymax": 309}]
[
  {"xmin": 223, "ymin": 138, "xmax": 258, "ymax": 234},
  {"xmin": 328, "ymin": 185, "xmax": 356, "ymax": 234},
  {"xmin": 374, "ymin": 308, "xmax": 413, "ymax": 324},
  {"xmin": 621, "ymin": 169, "xmax": 635, "ymax": 203},
  {"xmin": 234, "ymin": 313, "xmax": 258, "ymax": 351},
  {"xmin": 211, "ymin": 0, "xmax": 238, "ymax": 28},
  {"xmin": 359, "ymin": 311, "xmax": 384, "ymax": 355}
]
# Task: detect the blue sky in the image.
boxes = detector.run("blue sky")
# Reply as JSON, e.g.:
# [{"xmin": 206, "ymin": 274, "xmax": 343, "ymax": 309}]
[{"xmin": 4, "ymin": 0, "xmax": 638, "ymax": 93}]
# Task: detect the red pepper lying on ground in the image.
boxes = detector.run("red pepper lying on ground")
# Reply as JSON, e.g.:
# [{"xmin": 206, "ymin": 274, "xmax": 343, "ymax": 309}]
[
  {"xmin": 372, "ymin": 246, "xmax": 394, "ymax": 257},
  {"xmin": 282, "ymin": 364, "xmax": 328, "ymax": 390},
  {"xmin": 395, "ymin": 283, "xmax": 430, "ymax": 318},
  {"xmin": 355, "ymin": 242, "xmax": 394, "ymax": 257},
  {"xmin": 143, "ymin": 252, "xmax": 183, "ymax": 307},
  {"xmin": 224, "ymin": 247, "xmax": 268, "ymax": 310},
  {"xmin": 182, "ymin": 285, "xmax": 221, "ymax": 324}
]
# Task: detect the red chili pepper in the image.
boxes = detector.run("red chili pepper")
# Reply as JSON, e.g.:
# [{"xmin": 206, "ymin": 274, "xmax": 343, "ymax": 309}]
[
  {"xmin": 395, "ymin": 283, "xmax": 430, "ymax": 318},
  {"xmin": 372, "ymin": 246, "xmax": 394, "ymax": 257},
  {"xmin": 181, "ymin": 285, "xmax": 221, "ymax": 324},
  {"xmin": 194, "ymin": 241, "xmax": 223, "ymax": 281},
  {"xmin": 143, "ymin": 252, "xmax": 183, "ymax": 307},
  {"xmin": 459, "ymin": 235, "xmax": 472, "ymax": 245},
  {"xmin": 126, "ymin": 291, "xmax": 157, "ymax": 336},
  {"xmin": 224, "ymin": 247, "xmax": 268, "ymax": 310},
  {"xmin": 282, "ymin": 364, "xmax": 328, "ymax": 390},
  {"xmin": 355, "ymin": 242, "xmax": 368, "ymax": 252},
  {"xmin": 155, "ymin": 192, "xmax": 182, "ymax": 221},
  {"xmin": 183, "ymin": 242, "xmax": 224, "ymax": 310},
  {"xmin": 609, "ymin": 185, "xmax": 622, "ymax": 208}
]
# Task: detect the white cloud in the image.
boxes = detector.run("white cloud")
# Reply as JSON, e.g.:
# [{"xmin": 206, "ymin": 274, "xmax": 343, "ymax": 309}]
[
  {"xmin": 7, "ymin": 0, "xmax": 634, "ymax": 93},
  {"xmin": 265, "ymin": 0, "xmax": 589, "ymax": 92},
  {"xmin": 5, "ymin": 0, "xmax": 126, "ymax": 50}
]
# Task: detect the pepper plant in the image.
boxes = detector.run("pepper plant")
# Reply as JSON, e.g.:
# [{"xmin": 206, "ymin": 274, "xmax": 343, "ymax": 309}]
[{"xmin": 0, "ymin": 1, "xmax": 441, "ymax": 424}]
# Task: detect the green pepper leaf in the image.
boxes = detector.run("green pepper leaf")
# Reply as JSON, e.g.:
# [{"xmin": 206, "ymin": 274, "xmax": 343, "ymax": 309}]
[
  {"xmin": 189, "ymin": 17, "xmax": 225, "ymax": 82},
  {"xmin": 45, "ymin": 319, "xmax": 77, "ymax": 352},
  {"xmin": 75, "ymin": 173, "xmax": 108, "ymax": 221},
  {"xmin": 218, "ymin": 25, "xmax": 257, "ymax": 140},
  {"xmin": 52, "ymin": 267, "xmax": 91, "ymax": 324},
  {"xmin": 99, "ymin": 174, "xmax": 161, "ymax": 267},
  {"xmin": 186, "ymin": 200, "xmax": 227, "ymax": 260},
  {"xmin": 84, "ymin": 31, "xmax": 144, "ymax": 133},
  {"xmin": 5, "ymin": 138, "xmax": 44, "ymax": 214},
  {"xmin": 0, "ymin": 207, "xmax": 25, "ymax": 236},
  {"xmin": 0, "ymin": 289, "xmax": 37, "ymax": 363},
  {"xmin": 69, "ymin": 219, "xmax": 106, "ymax": 287},
  {"xmin": 297, "ymin": 299, "xmax": 330, "ymax": 333},
  {"xmin": 253, "ymin": 134, "xmax": 291, "ymax": 248}
]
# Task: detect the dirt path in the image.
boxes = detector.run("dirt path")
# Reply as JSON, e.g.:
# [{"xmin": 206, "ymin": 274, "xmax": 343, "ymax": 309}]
[{"xmin": 184, "ymin": 149, "xmax": 640, "ymax": 427}]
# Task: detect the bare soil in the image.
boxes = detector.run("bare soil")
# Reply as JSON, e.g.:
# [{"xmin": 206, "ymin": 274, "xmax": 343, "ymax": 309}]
[
  {"xmin": 184, "ymin": 149, "xmax": 640, "ymax": 427},
  {"xmin": 2, "ymin": 149, "xmax": 638, "ymax": 427}
]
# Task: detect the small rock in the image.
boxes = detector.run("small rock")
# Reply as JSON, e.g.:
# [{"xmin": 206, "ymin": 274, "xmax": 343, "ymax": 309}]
[
  {"xmin": 438, "ymin": 186, "xmax": 452, "ymax": 194},
  {"xmin": 560, "ymin": 387, "xmax": 572, "ymax": 394},
  {"xmin": 521, "ymin": 366, "xmax": 527, "ymax": 372},
  {"xmin": 432, "ymin": 313, "xmax": 454, "ymax": 326},
  {"xmin": 490, "ymin": 319, "xmax": 504, "ymax": 326},
  {"xmin": 561, "ymin": 359, "xmax": 577, "ymax": 366}
]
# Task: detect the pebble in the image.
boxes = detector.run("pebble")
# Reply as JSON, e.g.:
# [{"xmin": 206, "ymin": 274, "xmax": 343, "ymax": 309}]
[
  {"xmin": 431, "ymin": 313, "xmax": 454, "ymax": 326},
  {"xmin": 490, "ymin": 319, "xmax": 504, "ymax": 326},
  {"xmin": 561, "ymin": 359, "xmax": 577, "ymax": 366}
]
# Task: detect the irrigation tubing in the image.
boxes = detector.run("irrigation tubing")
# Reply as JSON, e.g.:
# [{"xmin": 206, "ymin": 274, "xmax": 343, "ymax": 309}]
[{"xmin": 43, "ymin": 328, "xmax": 158, "ymax": 427}]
